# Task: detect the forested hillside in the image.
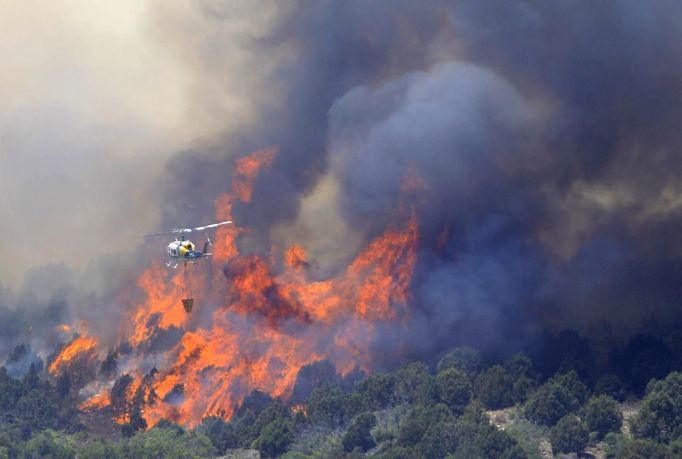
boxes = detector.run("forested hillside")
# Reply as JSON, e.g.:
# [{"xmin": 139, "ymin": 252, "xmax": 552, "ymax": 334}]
[{"xmin": 3, "ymin": 326, "xmax": 682, "ymax": 458}]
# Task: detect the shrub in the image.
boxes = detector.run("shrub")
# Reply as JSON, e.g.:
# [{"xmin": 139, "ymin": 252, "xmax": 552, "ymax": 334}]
[
  {"xmin": 474, "ymin": 365, "xmax": 515, "ymax": 409},
  {"xmin": 436, "ymin": 368, "xmax": 472, "ymax": 414},
  {"xmin": 307, "ymin": 384, "xmax": 346, "ymax": 427},
  {"xmin": 437, "ymin": 347, "xmax": 484, "ymax": 377},
  {"xmin": 613, "ymin": 438, "xmax": 669, "ymax": 459},
  {"xmin": 581, "ymin": 395, "xmax": 622, "ymax": 439},
  {"xmin": 342, "ymin": 413, "xmax": 376, "ymax": 452},
  {"xmin": 594, "ymin": 374, "xmax": 627, "ymax": 402},
  {"xmin": 631, "ymin": 372, "xmax": 682, "ymax": 442},
  {"xmin": 550, "ymin": 415, "xmax": 588, "ymax": 454},
  {"xmin": 253, "ymin": 418, "xmax": 294, "ymax": 458},
  {"xmin": 523, "ymin": 383, "xmax": 572, "ymax": 426}
]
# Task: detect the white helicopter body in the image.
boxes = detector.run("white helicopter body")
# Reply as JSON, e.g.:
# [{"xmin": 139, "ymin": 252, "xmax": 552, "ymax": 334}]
[{"xmin": 145, "ymin": 220, "xmax": 232, "ymax": 268}]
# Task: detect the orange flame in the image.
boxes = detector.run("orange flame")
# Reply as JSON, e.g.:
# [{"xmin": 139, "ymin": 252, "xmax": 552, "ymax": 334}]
[
  {"xmin": 231, "ymin": 147, "xmax": 277, "ymax": 203},
  {"xmin": 80, "ymin": 391, "xmax": 110, "ymax": 411},
  {"xmin": 55, "ymin": 324, "xmax": 72, "ymax": 334},
  {"xmin": 284, "ymin": 245, "xmax": 307, "ymax": 268},
  {"xmin": 133, "ymin": 211, "xmax": 418, "ymax": 426},
  {"xmin": 291, "ymin": 404, "xmax": 307, "ymax": 416},
  {"xmin": 74, "ymin": 148, "xmax": 421, "ymax": 428},
  {"xmin": 48, "ymin": 335, "xmax": 98, "ymax": 376}
]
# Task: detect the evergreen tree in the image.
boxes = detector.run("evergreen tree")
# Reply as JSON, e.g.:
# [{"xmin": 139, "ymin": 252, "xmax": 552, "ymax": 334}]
[
  {"xmin": 550, "ymin": 415, "xmax": 589, "ymax": 454},
  {"xmin": 436, "ymin": 368, "xmax": 471, "ymax": 415},
  {"xmin": 581, "ymin": 395, "xmax": 622, "ymax": 439},
  {"xmin": 253, "ymin": 418, "xmax": 294, "ymax": 458},
  {"xmin": 474, "ymin": 365, "xmax": 516, "ymax": 409},
  {"xmin": 342, "ymin": 413, "xmax": 376, "ymax": 452}
]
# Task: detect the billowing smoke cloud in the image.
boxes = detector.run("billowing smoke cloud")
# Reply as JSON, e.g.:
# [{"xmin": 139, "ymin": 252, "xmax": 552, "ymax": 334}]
[
  {"xmin": 155, "ymin": 0, "xmax": 682, "ymax": 356},
  {"xmin": 6, "ymin": 0, "xmax": 682, "ymax": 369},
  {"xmin": 326, "ymin": 0, "xmax": 682, "ymax": 351}
]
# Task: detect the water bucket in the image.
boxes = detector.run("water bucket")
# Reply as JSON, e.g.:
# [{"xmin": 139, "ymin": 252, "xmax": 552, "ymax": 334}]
[{"xmin": 182, "ymin": 298, "xmax": 194, "ymax": 313}]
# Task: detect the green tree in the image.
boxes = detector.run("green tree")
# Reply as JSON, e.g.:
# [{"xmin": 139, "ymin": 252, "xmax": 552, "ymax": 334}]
[
  {"xmin": 197, "ymin": 416, "xmax": 238, "ymax": 454},
  {"xmin": 581, "ymin": 395, "xmax": 622, "ymax": 439},
  {"xmin": 124, "ymin": 426, "xmax": 215, "ymax": 458},
  {"xmin": 21, "ymin": 430, "xmax": 76, "ymax": 459},
  {"xmin": 417, "ymin": 420, "xmax": 458, "ymax": 458},
  {"xmin": 504, "ymin": 353, "xmax": 535, "ymax": 404},
  {"xmin": 375, "ymin": 445, "xmax": 425, "ymax": 459},
  {"xmin": 550, "ymin": 370, "xmax": 589, "ymax": 409},
  {"xmin": 253, "ymin": 400, "xmax": 291, "ymax": 438},
  {"xmin": 668, "ymin": 440, "xmax": 682, "ymax": 457},
  {"xmin": 397, "ymin": 404, "xmax": 453, "ymax": 447},
  {"xmin": 307, "ymin": 384, "xmax": 346, "ymax": 427},
  {"xmin": 78, "ymin": 440, "xmax": 122, "ymax": 459},
  {"xmin": 631, "ymin": 372, "xmax": 682, "ymax": 442},
  {"xmin": 230, "ymin": 411, "xmax": 258, "ymax": 449},
  {"xmin": 594, "ymin": 374, "xmax": 627, "ymax": 402},
  {"xmin": 505, "ymin": 353, "xmax": 534, "ymax": 379},
  {"xmin": 290, "ymin": 360, "xmax": 339, "ymax": 404},
  {"xmin": 0, "ymin": 367, "xmax": 21, "ymax": 410},
  {"xmin": 620, "ymin": 334, "xmax": 673, "ymax": 394},
  {"xmin": 474, "ymin": 365, "xmax": 515, "ymax": 409},
  {"xmin": 253, "ymin": 418, "xmax": 294, "ymax": 458},
  {"xmin": 235, "ymin": 390, "xmax": 273, "ymax": 418},
  {"xmin": 550, "ymin": 415, "xmax": 589, "ymax": 455},
  {"xmin": 524, "ymin": 382, "xmax": 574, "ymax": 426},
  {"xmin": 613, "ymin": 438, "xmax": 669, "ymax": 459},
  {"xmin": 395, "ymin": 362, "xmax": 436, "ymax": 405},
  {"xmin": 448, "ymin": 403, "xmax": 524, "ymax": 459},
  {"xmin": 437, "ymin": 347, "xmax": 484, "ymax": 377},
  {"xmin": 436, "ymin": 368, "xmax": 471, "ymax": 415},
  {"xmin": 342, "ymin": 413, "xmax": 376, "ymax": 452},
  {"xmin": 355, "ymin": 373, "xmax": 396, "ymax": 410}
]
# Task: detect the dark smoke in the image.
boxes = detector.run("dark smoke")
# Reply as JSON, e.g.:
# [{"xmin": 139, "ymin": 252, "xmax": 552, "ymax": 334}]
[
  {"xmin": 153, "ymin": 0, "xmax": 682, "ymax": 362},
  {"xmin": 6, "ymin": 0, "xmax": 682, "ymax": 372}
]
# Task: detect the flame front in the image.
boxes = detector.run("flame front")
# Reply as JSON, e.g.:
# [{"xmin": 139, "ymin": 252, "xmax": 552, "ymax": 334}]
[
  {"xmin": 48, "ymin": 335, "xmax": 98, "ymax": 376},
  {"xmin": 55, "ymin": 148, "xmax": 420, "ymax": 427}
]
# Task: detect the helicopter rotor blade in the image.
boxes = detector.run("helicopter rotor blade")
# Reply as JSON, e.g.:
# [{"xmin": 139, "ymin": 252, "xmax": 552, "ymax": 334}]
[
  {"xmin": 145, "ymin": 228, "xmax": 191, "ymax": 236},
  {"xmin": 144, "ymin": 230, "xmax": 175, "ymax": 237},
  {"xmin": 144, "ymin": 221, "xmax": 232, "ymax": 237},
  {"xmin": 193, "ymin": 220, "xmax": 233, "ymax": 231}
]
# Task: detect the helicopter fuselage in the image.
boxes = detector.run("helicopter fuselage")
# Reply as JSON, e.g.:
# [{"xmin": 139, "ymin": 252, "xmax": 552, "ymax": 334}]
[{"xmin": 167, "ymin": 240, "xmax": 207, "ymax": 260}]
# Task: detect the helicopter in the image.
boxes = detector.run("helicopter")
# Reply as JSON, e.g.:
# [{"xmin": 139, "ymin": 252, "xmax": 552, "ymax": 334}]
[
  {"xmin": 145, "ymin": 220, "xmax": 233, "ymax": 267},
  {"xmin": 144, "ymin": 220, "xmax": 233, "ymax": 312}
]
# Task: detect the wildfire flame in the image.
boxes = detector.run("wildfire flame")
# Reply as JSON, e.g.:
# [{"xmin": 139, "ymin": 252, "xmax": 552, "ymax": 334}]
[
  {"xmin": 53, "ymin": 147, "xmax": 420, "ymax": 427},
  {"xmin": 48, "ymin": 335, "xmax": 98, "ymax": 376},
  {"xmin": 55, "ymin": 324, "xmax": 72, "ymax": 334},
  {"xmin": 80, "ymin": 391, "xmax": 111, "ymax": 411},
  {"xmin": 231, "ymin": 147, "xmax": 277, "ymax": 203},
  {"xmin": 291, "ymin": 404, "xmax": 307, "ymax": 417}
]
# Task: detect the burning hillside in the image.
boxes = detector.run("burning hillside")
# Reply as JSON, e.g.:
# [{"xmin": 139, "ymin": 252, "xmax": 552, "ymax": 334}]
[{"xmin": 49, "ymin": 148, "xmax": 419, "ymax": 427}]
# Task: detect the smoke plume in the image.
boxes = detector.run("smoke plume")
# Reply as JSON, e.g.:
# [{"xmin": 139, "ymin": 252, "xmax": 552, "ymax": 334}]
[{"xmin": 5, "ymin": 0, "xmax": 682, "ymax": 425}]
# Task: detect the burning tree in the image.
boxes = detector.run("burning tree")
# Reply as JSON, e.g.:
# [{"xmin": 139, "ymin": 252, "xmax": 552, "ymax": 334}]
[{"xmin": 53, "ymin": 147, "xmax": 420, "ymax": 428}]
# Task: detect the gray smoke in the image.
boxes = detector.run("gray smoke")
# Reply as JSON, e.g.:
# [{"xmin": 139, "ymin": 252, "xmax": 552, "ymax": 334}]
[
  {"xmin": 5, "ymin": 0, "xmax": 682, "ymax": 365},
  {"xmin": 151, "ymin": 0, "xmax": 682, "ymax": 359}
]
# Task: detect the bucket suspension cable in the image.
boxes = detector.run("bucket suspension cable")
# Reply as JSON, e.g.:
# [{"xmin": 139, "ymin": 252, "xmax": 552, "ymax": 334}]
[{"xmin": 182, "ymin": 263, "xmax": 194, "ymax": 313}]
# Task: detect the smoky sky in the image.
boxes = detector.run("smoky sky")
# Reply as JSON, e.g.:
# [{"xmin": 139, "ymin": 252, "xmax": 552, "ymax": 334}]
[
  {"xmin": 165, "ymin": 0, "xmax": 682, "ymax": 353},
  {"xmin": 5, "ymin": 0, "xmax": 682, "ymax": 360}
]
